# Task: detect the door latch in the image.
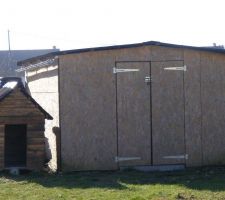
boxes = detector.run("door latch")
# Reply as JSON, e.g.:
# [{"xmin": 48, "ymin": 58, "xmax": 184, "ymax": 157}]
[{"xmin": 145, "ymin": 76, "xmax": 151, "ymax": 83}]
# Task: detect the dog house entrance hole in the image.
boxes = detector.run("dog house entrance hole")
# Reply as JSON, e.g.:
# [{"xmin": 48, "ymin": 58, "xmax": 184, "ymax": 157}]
[{"xmin": 5, "ymin": 124, "xmax": 27, "ymax": 167}]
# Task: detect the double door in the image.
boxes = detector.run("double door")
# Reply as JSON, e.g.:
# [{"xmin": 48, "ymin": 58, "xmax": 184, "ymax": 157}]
[{"xmin": 116, "ymin": 61, "xmax": 186, "ymax": 166}]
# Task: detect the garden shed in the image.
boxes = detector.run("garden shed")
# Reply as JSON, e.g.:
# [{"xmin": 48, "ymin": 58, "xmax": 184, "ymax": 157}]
[
  {"xmin": 17, "ymin": 41, "xmax": 225, "ymax": 172},
  {"xmin": 0, "ymin": 77, "xmax": 52, "ymax": 171}
]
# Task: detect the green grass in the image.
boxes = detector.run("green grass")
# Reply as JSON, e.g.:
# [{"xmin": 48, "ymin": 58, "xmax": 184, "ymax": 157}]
[{"xmin": 0, "ymin": 167, "xmax": 225, "ymax": 199}]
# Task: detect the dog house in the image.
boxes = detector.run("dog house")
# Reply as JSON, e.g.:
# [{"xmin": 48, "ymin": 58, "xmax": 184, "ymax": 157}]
[{"xmin": 0, "ymin": 77, "xmax": 52, "ymax": 171}]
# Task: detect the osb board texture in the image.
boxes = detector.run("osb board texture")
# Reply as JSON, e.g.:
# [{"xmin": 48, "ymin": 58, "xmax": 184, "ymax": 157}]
[
  {"xmin": 59, "ymin": 50, "xmax": 118, "ymax": 171},
  {"xmin": 27, "ymin": 67, "xmax": 59, "ymax": 171},
  {"xmin": 58, "ymin": 45, "xmax": 186, "ymax": 171},
  {"xmin": 0, "ymin": 88, "xmax": 44, "ymax": 118},
  {"xmin": 117, "ymin": 62, "xmax": 151, "ymax": 166},
  {"xmin": 26, "ymin": 123, "xmax": 45, "ymax": 170},
  {"xmin": 0, "ymin": 125, "xmax": 4, "ymax": 169},
  {"xmin": 151, "ymin": 61, "xmax": 185, "ymax": 165},
  {"xmin": 149, "ymin": 46, "xmax": 185, "ymax": 165},
  {"xmin": 150, "ymin": 45, "xmax": 184, "ymax": 61},
  {"xmin": 183, "ymin": 49, "xmax": 202, "ymax": 167},
  {"xmin": 57, "ymin": 45, "xmax": 225, "ymax": 170},
  {"xmin": 201, "ymin": 52, "xmax": 225, "ymax": 166}
]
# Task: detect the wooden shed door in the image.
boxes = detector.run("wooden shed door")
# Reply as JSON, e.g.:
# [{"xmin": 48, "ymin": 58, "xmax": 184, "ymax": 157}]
[
  {"xmin": 5, "ymin": 124, "xmax": 27, "ymax": 167},
  {"xmin": 116, "ymin": 62, "xmax": 151, "ymax": 166},
  {"xmin": 151, "ymin": 61, "xmax": 186, "ymax": 165}
]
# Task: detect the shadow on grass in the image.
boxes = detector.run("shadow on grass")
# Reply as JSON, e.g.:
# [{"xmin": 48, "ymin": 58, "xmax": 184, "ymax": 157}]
[{"xmin": 2, "ymin": 167, "xmax": 225, "ymax": 191}]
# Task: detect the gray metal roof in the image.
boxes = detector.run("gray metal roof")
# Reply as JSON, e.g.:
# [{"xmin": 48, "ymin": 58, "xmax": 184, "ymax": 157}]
[{"xmin": 0, "ymin": 49, "xmax": 59, "ymax": 77}]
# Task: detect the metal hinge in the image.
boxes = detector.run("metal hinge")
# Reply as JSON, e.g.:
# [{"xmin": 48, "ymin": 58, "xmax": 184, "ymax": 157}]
[
  {"xmin": 163, "ymin": 154, "xmax": 188, "ymax": 160},
  {"xmin": 164, "ymin": 65, "xmax": 187, "ymax": 71},
  {"xmin": 115, "ymin": 156, "xmax": 141, "ymax": 162},
  {"xmin": 113, "ymin": 67, "xmax": 140, "ymax": 74}
]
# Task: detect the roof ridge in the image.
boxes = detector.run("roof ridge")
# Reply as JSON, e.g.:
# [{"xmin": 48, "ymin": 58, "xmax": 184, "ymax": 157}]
[{"xmin": 18, "ymin": 40, "xmax": 225, "ymax": 66}]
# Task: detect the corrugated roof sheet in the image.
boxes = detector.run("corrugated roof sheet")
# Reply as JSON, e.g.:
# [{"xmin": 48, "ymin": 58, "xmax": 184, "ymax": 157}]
[{"xmin": 0, "ymin": 49, "xmax": 59, "ymax": 77}]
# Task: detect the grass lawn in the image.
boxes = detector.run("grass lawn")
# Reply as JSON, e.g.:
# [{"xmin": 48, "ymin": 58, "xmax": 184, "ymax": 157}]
[{"xmin": 0, "ymin": 167, "xmax": 225, "ymax": 200}]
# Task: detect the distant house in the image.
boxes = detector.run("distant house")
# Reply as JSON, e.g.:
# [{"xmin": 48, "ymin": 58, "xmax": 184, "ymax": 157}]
[
  {"xmin": 17, "ymin": 41, "xmax": 225, "ymax": 172},
  {"xmin": 0, "ymin": 48, "xmax": 59, "ymax": 77},
  {"xmin": 203, "ymin": 43, "xmax": 224, "ymax": 50}
]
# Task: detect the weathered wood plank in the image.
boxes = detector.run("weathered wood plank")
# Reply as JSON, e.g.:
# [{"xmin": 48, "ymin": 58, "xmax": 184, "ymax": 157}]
[
  {"xmin": 27, "ymin": 151, "xmax": 45, "ymax": 157},
  {"xmin": 0, "ymin": 107, "xmax": 41, "ymax": 112},
  {"xmin": 0, "ymin": 117, "xmax": 44, "ymax": 124},
  {"xmin": 0, "ymin": 94, "xmax": 27, "ymax": 99},
  {"xmin": 27, "ymin": 144, "xmax": 45, "ymax": 151},
  {"xmin": 27, "ymin": 138, "xmax": 45, "ymax": 145},
  {"xmin": 0, "ymin": 104, "xmax": 37, "ymax": 109},
  {"xmin": 0, "ymin": 109, "xmax": 43, "ymax": 117},
  {"xmin": 0, "ymin": 125, "xmax": 5, "ymax": 130},
  {"xmin": 27, "ymin": 131, "xmax": 44, "ymax": 138},
  {"xmin": 0, "ymin": 100, "xmax": 33, "ymax": 105},
  {"xmin": 1, "ymin": 100, "xmax": 28, "ymax": 105},
  {"xmin": 27, "ymin": 124, "xmax": 45, "ymax": 131}
]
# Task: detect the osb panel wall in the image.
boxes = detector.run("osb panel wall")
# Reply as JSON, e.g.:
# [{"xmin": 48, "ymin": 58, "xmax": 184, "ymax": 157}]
[
  {"xmin": 58, "ymin": 45, "xmax": 188, "ymax": 171},
  {"xmin": 27, "ymin": 64, "xmax": 59, "ymax": 171},
  {"xmin": 59, "ymin": 46, "xmax": 163, "ymax": 171},
  {"xmin": 201, "ymin": 52, "xmax": 225, "ymax": 165},
  {"xmin": 59, "ymin": 45, "xmax": 225, "ymax": 170},
  {"xmin": 151, "ymin": 61, "xmax": 185, "ymax": 165},
  {"xmin": 59, "ymin": 50, "xmax": 118, "ymax": 171},
  {"xmin": 183, "ymin": 49, "xmax": 202, "ymax": 167},
  {"xmin": 116, "ymin": 62, "xmax": 151, "ymax": 167},
  {"xmin": 150, "ymin": 46, "xmax": 184, "ymax": 61},
  {"xmin": 114, "ymin": 46, "xmax": 151, "ymax": 61},
  {"xmin": 149, "ymin": 46, "xmax": 185, "ymax": 165}
]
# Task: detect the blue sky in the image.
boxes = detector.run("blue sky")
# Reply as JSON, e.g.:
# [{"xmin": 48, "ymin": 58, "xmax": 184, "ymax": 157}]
[{"xmin": 0, "ymin": 0, "xmax": 224, "ymax": 50}]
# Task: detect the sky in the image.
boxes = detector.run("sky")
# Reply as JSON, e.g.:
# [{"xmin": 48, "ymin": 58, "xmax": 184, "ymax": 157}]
[{"xmin": 0, "ymin": 0, "xmax": 224, "ymax": 50}]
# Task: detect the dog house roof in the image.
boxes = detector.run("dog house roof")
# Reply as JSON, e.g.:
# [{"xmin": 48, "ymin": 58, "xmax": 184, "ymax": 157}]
[{"xmin": 0, "ymin": 77, "xmax": 53, "ymax": 120}]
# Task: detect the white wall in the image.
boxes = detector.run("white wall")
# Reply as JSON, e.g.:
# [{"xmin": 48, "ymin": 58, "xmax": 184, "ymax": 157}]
[{"xmin": 26, "ymin": 63, "xmax": 59, "ymax": 171}]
